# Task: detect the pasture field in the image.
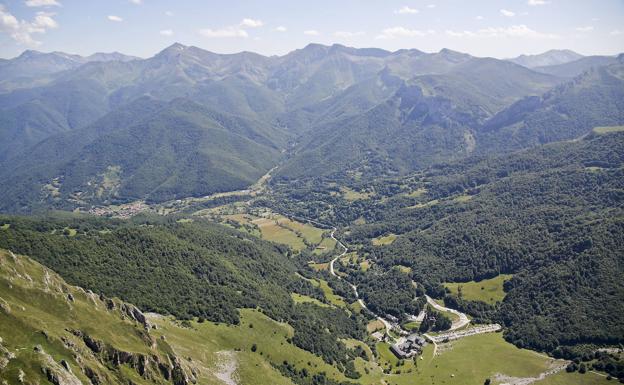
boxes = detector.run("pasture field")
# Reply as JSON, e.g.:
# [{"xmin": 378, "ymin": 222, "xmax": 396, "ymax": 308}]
[
  {"xmin": 341, "ymin": 186, "xmax": 374, "ymax": 201},
  {"xmin": 372, "ymin": 233, "xmax": 398, "ymax": 246},
  {"xmin": 366, "ymin": 319, "xmax": 386, "ymax": 333},
  {"xmin": 593, "ymin": 125, "xmax": 624, "ymax": 134},
  {"xmin": 252, "ymin": 217, "xmax": 306, "ymax": 250},
  {"xmin": 308, "ymin": 261, "xmax": 329, "ymax": 271},
  {"xmin": 444, "ymin": 274, "xmax": 513, "ymax": 305},
  {"xmin": 290, "ymin": 293, "xmax": 330, "ymax": 307},
  {"xmin": 454, "ymin": 194, "xmax": 473, "ymax": 202},
  {"xmin": 313, "ymin": 236, "xmax": 337, "ymax": 255},
  {"xmin": 277, "ymin": 216, "xmax": 324, "ymax": 244},
  {"xmin": 407, "ymin": 199, "xmax": 439, "ymax": 209},
  {"xmin": 537, "ymin": 371, "xmax": 610, "ymax": 385},
  {"xmin": 405, "ymin": 188, "xmax": 427, "ymax": 198},
  {"xmin": 317, "ymin": 279, "xmax": 347, "ymax": 307},
  {"xmin": 395, "ymin": 265, "xmax": 412, "ymax": 273},
  {"xmin": 222, "ymin": 211, "xmax": 332, "ymax": 252},
  {"xmin": 402, "ymin": 321, "xmax": 420, "ymax": 331}
]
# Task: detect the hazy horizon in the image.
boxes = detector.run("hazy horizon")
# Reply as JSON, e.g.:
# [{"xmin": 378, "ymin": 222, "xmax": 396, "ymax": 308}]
[
  {"xmin": 1, "ymin": 0, "xmax": 623, "ymax": 60},
  {"xmin": 4, "ymin": 40, "xmax": 623, "ymax": 61}
]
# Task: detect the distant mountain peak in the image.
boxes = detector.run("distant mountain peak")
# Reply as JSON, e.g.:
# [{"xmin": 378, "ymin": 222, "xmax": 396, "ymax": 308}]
[
  {"xmin": 18, "ymin": 49, "xmax": 44, "ymax": 59},
  {"xmin": 509, "ymin": 49, "xmax": 584, "ymax": 68},
  {"xmin": 157, "ymin": 42, "xmax": 188, "ymax": 55}
]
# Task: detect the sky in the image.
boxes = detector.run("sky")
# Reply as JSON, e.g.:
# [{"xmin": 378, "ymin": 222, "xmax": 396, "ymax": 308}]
[{"xmin": 0, "ymin": 0, "xmax": 623, "ymax": 59}]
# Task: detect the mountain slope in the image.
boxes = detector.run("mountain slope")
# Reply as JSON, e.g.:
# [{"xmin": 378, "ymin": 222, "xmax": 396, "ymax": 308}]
[
  {"xmin": 534, "ymin": 54, "xmax": 620, "ymax": 78},
  {"xmin": 0, "ymin": 97, "xmax": 288, "ymax": 212},
  {"xmin": 508, "ymin": 49, "xmax": 583, "ymax": 68},
  {"xmin": 480, "ymin": 60, "xmax": 624, "ymax": 152},
  {"xmin": 0, "ymin": 248, "xmax": 197, "ymax": 385},
  {"xmin": 0, "ymin": 214, "xmax": 369, "ymax": 380},
  {"xmin": 276, "ymin": 57, "xmax": 563, "ymax": 180}
]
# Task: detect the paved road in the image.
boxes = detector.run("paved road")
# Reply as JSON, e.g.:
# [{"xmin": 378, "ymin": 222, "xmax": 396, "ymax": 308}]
[
  {"xmin": 425, "ymin": 295, "xmax": 470, "ymax": 331},
  {"xmin": 327, "ymin": 228, "xmax": 393, "ymax": 332},
  {"xmin": 292, "ymin": 216, "xmax": 474, "ymax": 339}
]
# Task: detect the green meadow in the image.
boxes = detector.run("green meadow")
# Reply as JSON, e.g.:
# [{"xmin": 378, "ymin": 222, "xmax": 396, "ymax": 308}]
[{"xmin": 445, "ymin": 274, "xmax": 513, "ymax": 305}]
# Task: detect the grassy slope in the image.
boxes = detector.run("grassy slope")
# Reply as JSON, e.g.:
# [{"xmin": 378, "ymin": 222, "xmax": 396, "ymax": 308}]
[
  {"xmin": 593, "ymin": 125, "xmax": 624, "ymax": 134},
  {"xmin": 372, "ymin": 234, "xmax": 397, "ymax": 246},
  {"xmin": 148, "ymin": 309, "xmax": 352, "ymax": 385},
  {"xmin": 223, "ymin": 211, "xmax": 331, "ymax": 252},
  {"xmin": 444, "ymin": 274, "xmax": 513, "ymax": 305},
  {"xmin": 0, "ymin": 249, "xmax": 180, "ymax": 385}
]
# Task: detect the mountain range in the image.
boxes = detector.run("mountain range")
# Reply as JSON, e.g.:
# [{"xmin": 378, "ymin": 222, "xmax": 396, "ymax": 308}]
[{"xmin": 0, "ymin": 43, "xmax": 622, "ymax": 212}]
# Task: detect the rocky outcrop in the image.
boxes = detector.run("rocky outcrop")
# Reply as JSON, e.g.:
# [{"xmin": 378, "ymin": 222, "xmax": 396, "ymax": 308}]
[
  {"xmin": 0, "ymin": 338, "xmax": 15, "ymax": 371},
  {"xmin": 121, "ymin": 303, "xmax": 151, "ymax": 329},
  {"xmin": 35, "ymin": 347, "xmax": 82, "ymax": 385},
  {"xmin": 72, "ymin": 330, "xmax": 192, "ymax": 385},
  {"xmin": 0, "ymin": 297, "xmax": 10, "ymax": 314}
]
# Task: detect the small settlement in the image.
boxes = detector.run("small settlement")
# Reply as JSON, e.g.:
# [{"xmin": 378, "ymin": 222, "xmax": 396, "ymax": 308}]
[{"xmin": 390, "ymin": 334, "xmax": 428, "ymax": 359}]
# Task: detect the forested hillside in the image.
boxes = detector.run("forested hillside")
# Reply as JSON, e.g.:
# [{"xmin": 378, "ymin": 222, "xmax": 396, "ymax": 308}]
[
  {"xmin": 4, "ymin": 43, "xmax": 611, "ymax": 212},
  {"xmin": 0, "ymin": 214, "xmax": 368, "ymax": 374},
  {"xmin": 268, "ymin": 130, "xmax": 624, "ymax": 355}
]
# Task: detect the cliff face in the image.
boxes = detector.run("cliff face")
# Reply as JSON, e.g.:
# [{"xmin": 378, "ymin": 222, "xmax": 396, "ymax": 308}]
[{"xmin": 0, "ymin": 249, "xmax": 195, "ymax": 385}]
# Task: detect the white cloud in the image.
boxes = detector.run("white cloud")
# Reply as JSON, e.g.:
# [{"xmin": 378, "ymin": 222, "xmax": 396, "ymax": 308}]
[
  {"xmin": 240, "ymin": 18, "xmax": 263, "ymax": 28},
  {"xmin": 200, "ymin": 27, "xmax": 248, "ymax": 38},
  {"xmin": 376, "ymin": 26, "xmax": 434, "ymax": 39},
  {"xmin": 129, "ymin": 0, "xmax": 142, "ymax": 4},
  {"xmin": 445, "ymin": 25, "xmax": 558, "ymax": 39},
  {"xmin": 199, "ymin": 18, "xmax": 264, "ymax": 39},
  {"xmin": 395, "ymin": 6, "xmax": 419, "ymax": 14},
  {"xmin": 427, "ymin": 4, "xmax": 436, "ymax": 9},
  {"xmin": 24, "ymin": 0, "xmax": 60, "ymax": 7},
  {"xmin": 107, "ymin": 15, "xmax": 123, "ymax": 22},
  {"xmin": 610, "ymin": 29, "xmax": 623, "ymax": 36},
  {"xmin": 160, "ymin": 29, "xmax": 173, "ymax": 36},
  {"xmin": 528, "ymin": 0, "xmax": 549, "ymax": 5},
  {"xmin": 274, "ymin": 26, "xmax": 287, "ymax": 32},
  {"xmin": 164, "ymin": 11, "xmax": 174, "ymax": 17},
  {"xmin": 0, "ymin": 5, "xmax": 58, "ymax": 46},
  {"xmin": 475, "ymin": 15, "xmax": 484, "ymax": 20},
  {"xmin": 333, "ymin": 30, "xmax": 365, "ymax": 38},
  {"xmin": 304, "ymin": 30, "xmax": 320, "ymax": 36},
  {"xmin": 575, "ymin": 26, "xmax": 593, "ymax": 32},
  {"xmin": 500, "ymin": 9, "xmax": 515, "ymax": 17}
]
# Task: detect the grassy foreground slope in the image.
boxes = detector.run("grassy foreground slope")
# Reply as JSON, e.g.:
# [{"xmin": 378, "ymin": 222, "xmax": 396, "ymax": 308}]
[{"xmin": 0, "ymin": 249, "xmax": 195, "ymax": 385}]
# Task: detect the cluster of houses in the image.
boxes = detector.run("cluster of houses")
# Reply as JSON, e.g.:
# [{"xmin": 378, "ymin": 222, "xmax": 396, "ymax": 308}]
[{"xmin": 390, "ymin": 334, "xmax": 428, "ymax": 359}]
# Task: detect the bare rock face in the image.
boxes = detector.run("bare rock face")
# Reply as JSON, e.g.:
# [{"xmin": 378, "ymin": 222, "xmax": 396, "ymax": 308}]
[
  {"xmin": 0, "ymin": 297, "xmax": 10, "ymax": 314},
  {"xmin": 35, "ymin": 347, "xmax": 82, "ymax": 385},
  {"xmin": 60, "ymin": 360, "xmax": 71, "ymax": 372},
  {"xmin": 121, "ymin": 303, "xmax": 151, "ymax": 329},
  {"xmin": 0, "ymin": 339, "xmax": 16, "ymax": 371},
  {"xmin": 72, "ymin": 330, "xmax": 191, "ymax": 385}
]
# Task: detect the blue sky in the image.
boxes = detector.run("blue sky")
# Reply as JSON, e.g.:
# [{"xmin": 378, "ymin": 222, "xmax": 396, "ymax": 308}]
[{"xmin": 1, "ymin": 0, "xmax": 623, "ymax": 59}]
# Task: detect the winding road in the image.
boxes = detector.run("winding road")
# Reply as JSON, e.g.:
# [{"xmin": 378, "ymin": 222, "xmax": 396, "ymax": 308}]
[
  {"xmin": 291, "ymin": 215, "xmax": 479, "ymax": 346},
  {"xmin": 327, "ymin": 228, "xmax": 393, "ymax": 332},
  {"xmin": 425, "ymin": 295, "xmax": 471, "ymax": 331}
]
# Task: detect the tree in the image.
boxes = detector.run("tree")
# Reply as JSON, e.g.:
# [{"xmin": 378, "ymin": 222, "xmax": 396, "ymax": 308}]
[{"xmin": 579, "ymin": 363, "xmax": 586, "ymax": 374}]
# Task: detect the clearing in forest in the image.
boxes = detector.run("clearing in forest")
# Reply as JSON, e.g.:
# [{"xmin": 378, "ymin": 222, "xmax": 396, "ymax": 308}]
[{"xmin": 444, "ymin": 274, "xmax": 513, "ymax": 305}]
